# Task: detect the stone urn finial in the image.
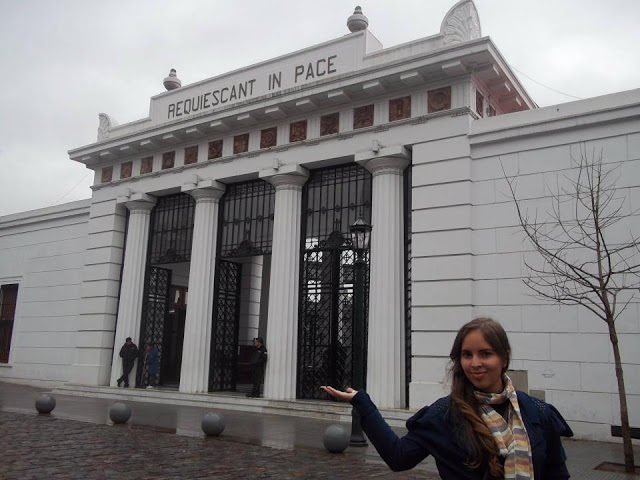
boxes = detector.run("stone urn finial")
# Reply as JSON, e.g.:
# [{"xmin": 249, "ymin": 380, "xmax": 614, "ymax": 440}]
[
  {"xmin": 347, "ymin": 6, "xmax": 368, "ymax": 32},
  {"xmin": 163, "ymin": 69, "xmax": 181, "ymax": 91}
]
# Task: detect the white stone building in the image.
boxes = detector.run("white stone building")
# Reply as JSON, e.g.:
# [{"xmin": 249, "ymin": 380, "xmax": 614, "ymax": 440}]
[{"xmin": 1, "ymin": 1, "xmax": 638, "ymax": 442}]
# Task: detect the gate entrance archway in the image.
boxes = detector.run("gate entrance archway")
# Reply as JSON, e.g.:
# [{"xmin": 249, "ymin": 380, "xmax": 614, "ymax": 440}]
[
  {"xmin": 298, "ymin": 164, "xmax": 372, "ymax": 400},
  {"xmin": 137, "ymin": 193, "xmax": 195, "ymax": 388},
  {"xmin": 209, "ymin": 179, "xmax": 275, "ymax": 393}
]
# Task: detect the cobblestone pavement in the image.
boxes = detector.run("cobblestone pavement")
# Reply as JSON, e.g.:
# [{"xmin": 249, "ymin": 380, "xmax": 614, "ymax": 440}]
[{"xmin": 1, "ymin": 411, "xmax": 437, "ymax": 480}]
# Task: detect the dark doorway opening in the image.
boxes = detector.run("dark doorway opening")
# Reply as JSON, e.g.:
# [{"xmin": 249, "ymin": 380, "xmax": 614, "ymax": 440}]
[
  {"xmin": 161, "ymin": 286, "xmax": 187, "ymax": 386},
  {"xmin": 209, "ymin": 180, "xmax": 275, "ymax": 393},
  {"xmin": 137, "ymin": 193, "xmax": 196, "ymax": 388}
]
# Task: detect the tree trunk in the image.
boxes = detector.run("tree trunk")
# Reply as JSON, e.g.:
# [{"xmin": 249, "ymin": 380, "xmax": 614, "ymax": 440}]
[{"xmin": 607, "ymin": 318, "xmax": 636, "ymax": 472}]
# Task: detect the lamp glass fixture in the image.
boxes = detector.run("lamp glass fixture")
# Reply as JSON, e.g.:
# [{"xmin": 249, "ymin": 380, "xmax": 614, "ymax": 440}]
[{"xmin": 350, "ymin": 217, "xmax": 372, "ymax": 251}]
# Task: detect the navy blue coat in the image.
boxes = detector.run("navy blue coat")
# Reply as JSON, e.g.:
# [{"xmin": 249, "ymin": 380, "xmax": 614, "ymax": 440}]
[
  {"xmin": 145, "ymin": 347, "xmax": 159, "ymax": 375},
  {"xmin": 352, "ymin": 390, "xmax": 573, "ymax": 479}
]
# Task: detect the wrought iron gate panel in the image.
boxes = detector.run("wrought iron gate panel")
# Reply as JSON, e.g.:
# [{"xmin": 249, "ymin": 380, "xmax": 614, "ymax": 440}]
[
  {"xmin": 149, "ymin": 194, "xmax": 195, "ymax": 264},
  {"xmin": 298, "ymin": 164, "xmax": 372, "ymax": 400},
  {"xmin": 303, "ymin": 165, "xmax": 372, "ymax": 246},
  {"xmin": 137, "ymin": 266, "xmax": 171, "ymax": 387},
  {"xmin": 209, "ymin": 259, "xmax": 242, "ymax": 392},
  {"xmin": 219, "ymin": 180, "xmax": 275, "ymax": 258},
  {"xmin": 404, "ymin": 165, "xmax": 412, "ymax": 407}
]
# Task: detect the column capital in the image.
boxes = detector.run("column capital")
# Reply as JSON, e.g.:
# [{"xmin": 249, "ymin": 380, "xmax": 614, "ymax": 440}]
[
  {"xmin": 181, "ymin": 179, "xmax": 226, "ymax": 201},
  {"xmin": 355, "ymin": 145, "xmax": 410, "ymax": 176},
  {"xmin": 116, "ymin": 192, "xmax": 157, "ymax": 213},
  {"xmin": 259, "ymin": 164, "xmax": 309, "ymax": 191}
]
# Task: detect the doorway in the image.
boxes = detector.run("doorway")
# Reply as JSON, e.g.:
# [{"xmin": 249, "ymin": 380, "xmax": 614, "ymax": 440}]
[
  {"xmin": 297, "ymin": 164, "xmax": 372, "ymax": 400},
  {"xmin": 161, "ymin": 285, "xmax": 187, "ymax": 386},
  {"xmin": 136, "ymin": 193, "xmax": 196, "ymax": 388},
  {"xmin": 208, "ymin": 179, "xmax": 275, "ymax": 393}
]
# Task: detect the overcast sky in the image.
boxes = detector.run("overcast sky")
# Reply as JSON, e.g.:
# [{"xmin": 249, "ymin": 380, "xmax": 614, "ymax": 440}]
[{"xmin": 1, "ymin": 0, "xmax": 638, "ymax": 217}]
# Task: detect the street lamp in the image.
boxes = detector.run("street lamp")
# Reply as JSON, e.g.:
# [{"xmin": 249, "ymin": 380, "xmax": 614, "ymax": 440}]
[{"xmin": 349, "ymin": 217, "xmax": 371, "ymax": 447}]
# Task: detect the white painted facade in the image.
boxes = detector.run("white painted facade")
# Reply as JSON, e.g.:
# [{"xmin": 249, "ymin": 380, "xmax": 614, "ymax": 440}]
[
  {"xmin": 0, "ymin": 200, "xmax": 90, "ymax": 383},
  {"xmin": 0, "ymin": 1, "xmax": 638, "ymax": 441}
]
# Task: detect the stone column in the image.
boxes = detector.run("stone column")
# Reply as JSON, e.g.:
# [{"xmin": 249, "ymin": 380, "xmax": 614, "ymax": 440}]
[
  {"xmin": 259, "ymin": 164, "xmax": 309, "ymax": 400},
  {"xmin": 109, "ymin": 193, "xmax": 156, "ymax": 387},
  {"xmin": 179, "ymin": 180, "xmax": 226, "ymax": 393},
  {"xmin": 356, "ymin": 145, "xmax": 410, "ymax": 408}
]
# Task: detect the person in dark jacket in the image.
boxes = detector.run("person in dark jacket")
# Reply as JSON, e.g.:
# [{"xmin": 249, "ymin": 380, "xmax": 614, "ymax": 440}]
[
  {"xmin": 117, "ymin": 337, "xmax": 138, "ymax": 388},
  {"xmin": 143, "ymin": 343, "xmax": 159, "ymax": 389},
  {"xmin": 246, "ymin": 337, "xmax": 267, "ymax": 397},
  {"xmin": 323, "ymin": 318, "xmax": 573, "ymax": 479}
]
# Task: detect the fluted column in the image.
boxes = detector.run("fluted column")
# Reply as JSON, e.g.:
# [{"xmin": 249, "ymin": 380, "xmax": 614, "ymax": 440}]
[
  {"xmin": 109, "ymin": 193, "xmax": 156, "ymax": 387},
  {"xmin": 356, "ymin": 146, "xmax": 410, "ymax": 408},
  {"xmin": 179, "ymin": 180, "xmax": 226, "ymax": 393},
  {"xmin": 259, "ymin": 164, "xmax": 309, "ymax": 400}
]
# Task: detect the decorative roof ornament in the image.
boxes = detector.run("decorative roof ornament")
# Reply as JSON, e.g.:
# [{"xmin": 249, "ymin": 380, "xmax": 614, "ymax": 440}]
[
  {"xmin": 97, "ymin": 113, "xmax": 119, "ymax": 141},
  {"xmin": 347, "ymin": 6, "xmax": 368, "ymax": 32},
  {"xmin": 441, "ymin": 0, "xmax": 481, "ymax": 45},
  {"xmin": 163, "ymin": 68, "xmax": 182, "ymax": 91}
]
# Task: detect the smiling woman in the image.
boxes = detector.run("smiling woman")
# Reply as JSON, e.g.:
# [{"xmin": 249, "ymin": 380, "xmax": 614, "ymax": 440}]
[{"xmin": 322, "ymin": 318, "xmax": 574, "ymax": 479}]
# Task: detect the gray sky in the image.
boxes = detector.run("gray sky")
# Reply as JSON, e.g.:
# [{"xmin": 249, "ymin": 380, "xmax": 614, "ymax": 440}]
[{"xmin": 1, "ymin": 0, "xmax": 638, "ymax": 217}]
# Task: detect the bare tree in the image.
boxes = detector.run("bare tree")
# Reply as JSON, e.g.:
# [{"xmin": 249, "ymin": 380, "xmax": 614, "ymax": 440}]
[{"xmin": 504, "ymin": 145, "xmax": 638, "ymax": 472}]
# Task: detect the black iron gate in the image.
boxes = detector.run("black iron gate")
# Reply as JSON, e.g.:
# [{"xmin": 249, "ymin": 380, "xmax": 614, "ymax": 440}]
[
  {"xmin": 208, "ymin": 180, "xmax": 275, "ymax": 392},
  {"xmin": 404, "ymin": 164, "xmax": 412, "ymax": 407},
  {"xmin": 137, "ymin": 266, "xmax": 171, "ymax": 387},
  {"xmin": 297, "ymin": 164, "xmax": 372, "ymax": 400},
  {"xmin": 209, "ymin": 259, "xmax": 242, "ymax": 391}
]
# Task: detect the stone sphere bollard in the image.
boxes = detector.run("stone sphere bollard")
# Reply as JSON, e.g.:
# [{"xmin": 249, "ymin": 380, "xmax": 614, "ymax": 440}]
[
  {"xmin": 201, "ymin": 412, "xmax": 225, "ymax": 436},
  {"xmin": 109, "ymin": 402, "xmax": 132, "ymax": 424},
  {"xmin": 323, "ymin": 424, "xmax": 349, "ymax": 453},
  {"xmin": 35, "ymin": 394, "xmax": 56, "ymax": 414}
]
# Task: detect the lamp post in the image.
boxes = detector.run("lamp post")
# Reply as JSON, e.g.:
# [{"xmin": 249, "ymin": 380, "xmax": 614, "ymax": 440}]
[{"xmin": 349, "ymin": 217, "xmax": 371, "ymax": 447}]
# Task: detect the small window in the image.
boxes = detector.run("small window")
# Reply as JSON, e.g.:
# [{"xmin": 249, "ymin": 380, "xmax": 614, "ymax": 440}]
[{"xmin": 0, "ymin": 284, "xmax": 18, "ymax": 363}]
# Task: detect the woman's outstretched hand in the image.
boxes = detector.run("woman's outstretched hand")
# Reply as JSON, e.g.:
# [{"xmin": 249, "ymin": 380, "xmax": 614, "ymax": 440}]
[{"xmin": 321, "ymin": 385, "xmax": 358, "ymax": 401}]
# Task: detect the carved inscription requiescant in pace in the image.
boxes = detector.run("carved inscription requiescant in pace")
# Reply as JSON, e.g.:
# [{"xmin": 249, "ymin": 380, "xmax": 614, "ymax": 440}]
[{"xmin": 166, "ymin": 55, "xmax": 339, "ymax": 120}]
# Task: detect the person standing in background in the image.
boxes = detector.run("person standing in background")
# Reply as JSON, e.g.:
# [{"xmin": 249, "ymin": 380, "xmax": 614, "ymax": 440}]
[
  {"xmin": 117, "ymin": 337, "xmax": 138, "ymax": 388},
  {"xmin": 143, "ymin": 343, "xmax": 159, "ymax": 389},
  {"xmin": 246, "ymin": 337, "xmax": 267, "ymax": 397}
]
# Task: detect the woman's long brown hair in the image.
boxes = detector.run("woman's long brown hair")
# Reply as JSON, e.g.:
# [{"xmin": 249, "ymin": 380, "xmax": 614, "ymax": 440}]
[{"xmin": 448, "ymin": 317, "xmax": 511, "ymax": 479}]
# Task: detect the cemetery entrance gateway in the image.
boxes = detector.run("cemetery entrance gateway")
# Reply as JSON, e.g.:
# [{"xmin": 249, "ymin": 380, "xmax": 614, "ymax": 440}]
[
  {"xmin": 137, "ymin": 194, "xmax": 195, "ymax": 387},
  {"xmin": 209, "ymin": 180, "xmax": 275, "ymax": 392},
  {"xmin": 297, "ymin": 164, "xmax": 372, "ymax": 400}
]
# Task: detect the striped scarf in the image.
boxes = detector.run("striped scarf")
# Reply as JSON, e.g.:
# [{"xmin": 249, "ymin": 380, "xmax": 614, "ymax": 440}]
[{"xmin": 474, "ymin": 375, "xmax": 534, "ymax": 479}]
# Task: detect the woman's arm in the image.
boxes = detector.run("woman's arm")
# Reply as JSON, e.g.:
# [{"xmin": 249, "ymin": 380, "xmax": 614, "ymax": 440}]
[
  {"xmin": 543, "ymin": 404, "xmax": 572, "ymax": 479},
  {"xmin": 322, "ymin": 386, "xmax": 430, "ymax": 471}
]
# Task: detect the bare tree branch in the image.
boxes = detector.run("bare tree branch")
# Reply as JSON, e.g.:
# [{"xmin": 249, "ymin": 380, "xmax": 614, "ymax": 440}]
[{"xmin": 502, "ymin": 145, "xmax": 638, "ymax": 471}]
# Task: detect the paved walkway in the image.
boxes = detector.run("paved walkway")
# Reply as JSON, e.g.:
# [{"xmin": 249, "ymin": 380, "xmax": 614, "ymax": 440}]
[{"xmin": 1, "ymin": 381, "xmax": 638, "ymax": 479}]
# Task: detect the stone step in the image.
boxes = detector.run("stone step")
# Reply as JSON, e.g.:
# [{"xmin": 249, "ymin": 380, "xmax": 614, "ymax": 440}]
[{"xmin": 51, "ymin": 384, "xmax": 414, "ymax": 427}]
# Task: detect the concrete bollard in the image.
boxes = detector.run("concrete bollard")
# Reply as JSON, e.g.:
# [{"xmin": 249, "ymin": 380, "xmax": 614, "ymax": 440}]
[
  {"xmin": 35, "ymin": 394, "xmax": 56, "ymax": 414},
  {"xmin": 201, "ymin": 412, "xmax": 225, "ymax": 436},
  {"xmin": 323, "ymin": 424, "xmax": 349, "ymax": 453},
  {"xmin": 109, "ymin": 402, "xmax": 132, "ymax": 424}
]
